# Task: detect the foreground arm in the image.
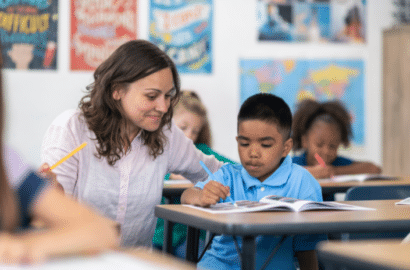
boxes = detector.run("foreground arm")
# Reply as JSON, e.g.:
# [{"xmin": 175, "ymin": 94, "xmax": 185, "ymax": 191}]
[
  {"xmin": 295, "ymin": 250, "xmax": 319, "ymax": 270},
  {"xmin": 0, "ymin": 186, "xmax": 120, "ymax": 264}
]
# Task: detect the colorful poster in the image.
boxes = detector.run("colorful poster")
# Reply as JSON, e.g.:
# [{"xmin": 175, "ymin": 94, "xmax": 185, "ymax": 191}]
[
  {"xmin": 240, "ymin": 59, "xmax": 365, "ymax": 145},
  {"xmin": 149, "ymin": 0, "xmax": 213, "ymax": 74},
  {"xmin": 71, "ymin": 0, "xmax": 137, "ymax": 71},
  {"xmin": 0, "ymin": 0, "xmax": 58, "ymax": 70},
  {"xmin": 257, "ymin": 0, "xmax": 366, "ymax": 44}
]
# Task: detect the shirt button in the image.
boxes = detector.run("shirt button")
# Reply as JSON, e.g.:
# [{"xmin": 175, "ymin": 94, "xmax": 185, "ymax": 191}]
[{"xmin": 261, "ymin": 187, "xmax": 265, "ymax": 192}]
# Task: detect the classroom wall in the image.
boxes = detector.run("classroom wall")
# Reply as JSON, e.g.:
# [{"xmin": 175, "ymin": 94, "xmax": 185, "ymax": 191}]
[{"xmin": 4, "ymin": 0, "xmax": 396, "ymax": 167}]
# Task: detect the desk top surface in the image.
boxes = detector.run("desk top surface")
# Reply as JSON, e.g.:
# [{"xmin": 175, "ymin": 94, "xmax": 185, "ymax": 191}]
[
  {"xmin": 156, "ymin": 200, "xmax": 410, "ymax": 235},
  {"xmin": 318, "ymin": 240, "xmax": 410, "ymax": 270},
  {"xmin": 123, "ymin": 248, "xmax": 195, "ymax": 269},
  {"xmin": 319, "ymin": 176, "xmax": 410, "ymax": 188}
]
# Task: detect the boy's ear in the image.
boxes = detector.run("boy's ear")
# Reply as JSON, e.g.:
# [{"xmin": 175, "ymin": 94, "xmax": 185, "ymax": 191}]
[{"xmin": 282, "ymin": 138, "xmax": 293, "ymax": 157}]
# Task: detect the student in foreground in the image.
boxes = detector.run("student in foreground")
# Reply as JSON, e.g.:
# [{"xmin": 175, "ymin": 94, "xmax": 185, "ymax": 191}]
[
  {"xmin": 292, "ymin": 99, "xmax": 381, "ymax": 179},
  {"xmin": 0, "ymin": 51, "xmax": 119, "ymax": 264},
  {"xmin": 181, "ymin": 93, "xmax": 325, "ymax": 270}
]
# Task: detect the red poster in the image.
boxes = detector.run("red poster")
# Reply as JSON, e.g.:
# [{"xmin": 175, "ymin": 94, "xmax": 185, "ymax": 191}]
[{"xmin": 70, "ymin": 0, "xmax": 137, "ymax": 71}]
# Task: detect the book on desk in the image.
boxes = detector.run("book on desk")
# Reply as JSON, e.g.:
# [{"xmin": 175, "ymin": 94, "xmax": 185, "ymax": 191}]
[
  {"xmin": 320, "ymin": 174, "xmax": 398, "ymax": 183},
  {"xmin": 184, "ymin": 195, "xmax": 374, "ymax": 214}
]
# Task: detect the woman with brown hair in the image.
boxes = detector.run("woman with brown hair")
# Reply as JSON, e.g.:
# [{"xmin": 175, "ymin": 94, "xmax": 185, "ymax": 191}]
[
  {"xmin": 0, "ymin": 50, "xmax": 119, "ymax": 263},
  {"xmin": 41, "ymin": 40, "xmax": 223, "ymax": 247}
]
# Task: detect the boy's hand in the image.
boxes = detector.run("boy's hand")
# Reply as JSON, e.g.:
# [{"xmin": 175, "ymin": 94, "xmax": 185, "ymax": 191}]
[
  {"xmin": 199, "ymin": 181, "xmax": 230, "ymax": 207},
  {"xmin": 38, "ymin": 163, "xmax": 64, "ymax": 192}
]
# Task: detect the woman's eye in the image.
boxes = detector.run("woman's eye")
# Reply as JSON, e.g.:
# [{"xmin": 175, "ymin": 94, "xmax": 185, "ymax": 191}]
[{"xmin": 147, "ymin": 95, "xmax": 156, "ymax": 100}]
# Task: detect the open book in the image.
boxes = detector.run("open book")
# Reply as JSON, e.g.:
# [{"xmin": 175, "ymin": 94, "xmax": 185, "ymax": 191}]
[
  {"xmin": 395, "ymin": 197, "xmax": 410, "ymax": 205},
  {"xmin": 321, "ymin": 174, "xmax": 398, "ymax": 183},
  {"xmin": 184, "ymin": 195, "xmax": 374, "ymax": 214}
]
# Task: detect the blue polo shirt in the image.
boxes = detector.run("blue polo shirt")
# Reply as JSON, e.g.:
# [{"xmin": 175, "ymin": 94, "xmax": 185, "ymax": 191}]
[
  {"xmin": 292, "ymin": 152, "xmax": 353, "ymax": 166},
  {"xmin": 195, "ymin": 155, "xmax": 326, "ymax": 270}
]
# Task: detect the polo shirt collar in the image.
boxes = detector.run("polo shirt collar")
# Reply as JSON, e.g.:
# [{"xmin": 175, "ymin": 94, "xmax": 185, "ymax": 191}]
[{"xmin": 241, "ymin": 155, "xmax": 292, "ymax": 189}]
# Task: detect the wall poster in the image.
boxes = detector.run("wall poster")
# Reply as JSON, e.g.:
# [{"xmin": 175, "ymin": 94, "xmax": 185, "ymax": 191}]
[{"xmin": 71, "ymin": 0, "xmax": 137, "ymax": 71}]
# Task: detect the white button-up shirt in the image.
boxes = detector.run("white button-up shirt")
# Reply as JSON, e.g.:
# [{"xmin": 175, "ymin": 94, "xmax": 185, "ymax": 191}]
[{"xmin": 41, "ymin": 109, "xmax": 223, "ymax": 247}]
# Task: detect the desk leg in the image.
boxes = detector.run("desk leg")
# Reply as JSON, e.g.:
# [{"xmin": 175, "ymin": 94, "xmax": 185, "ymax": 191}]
[
  {"xmin": 242, "ymin": 236, "xmax": 256, "ymax": 270},
  {"xmin": 162, "ymin": 197, "xmax": 174, "ymax": 254},
  {"xmin": 186, "ymin": 226, "xmax": 200, "ymax": 262}
]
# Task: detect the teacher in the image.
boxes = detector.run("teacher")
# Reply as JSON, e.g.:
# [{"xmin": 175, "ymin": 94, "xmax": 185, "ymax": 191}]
[{"xmin": 41, "ymin": 40, "xmax": 223, "ymax": 247}]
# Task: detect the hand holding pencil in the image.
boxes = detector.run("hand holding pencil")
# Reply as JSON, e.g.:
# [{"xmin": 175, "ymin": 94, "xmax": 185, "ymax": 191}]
[
  {"xmin": 39, "ymin": 142, "xmax": 87, "ymax": 192},
  {"xmin": 313, "ymin": 153, "xmax": 334, "ymax": 179}
]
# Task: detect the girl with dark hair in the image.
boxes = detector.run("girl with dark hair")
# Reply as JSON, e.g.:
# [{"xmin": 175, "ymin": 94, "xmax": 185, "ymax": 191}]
[
  {"xmin": 292, "ymin": 99, "xmax": 381, "ymax": 180},
  {"xmin": 41, "ymin": 40, "xmax": 223, "ymax": 247},
  {"xmin": 0, "ymin": 49, "xmax": 119, "ymax": 262}
]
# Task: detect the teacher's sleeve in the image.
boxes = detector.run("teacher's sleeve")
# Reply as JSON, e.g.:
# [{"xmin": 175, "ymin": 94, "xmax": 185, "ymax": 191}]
[
  {"xmin": 167, "ymin": 122, "xmax": 223, "ymax": 184},
  {"xmin": 40, "ymin": 110, "xmax": 81, "ymax": 196}
]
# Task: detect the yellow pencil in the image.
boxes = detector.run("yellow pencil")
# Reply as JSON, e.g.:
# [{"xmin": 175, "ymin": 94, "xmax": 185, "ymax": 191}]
[{"xmin": 50, "ymin": 142, "xmax": 87, "ymax": 170}]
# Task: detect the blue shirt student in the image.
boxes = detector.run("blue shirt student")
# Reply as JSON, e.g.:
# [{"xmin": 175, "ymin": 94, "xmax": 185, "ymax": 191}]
[
  {"xmin": 293, "ymin": 151, "xmax": 353, "ymax": 167},
  {"xmin": 195, "ymin": 156, "xmax": 326, "ymax": 270}
]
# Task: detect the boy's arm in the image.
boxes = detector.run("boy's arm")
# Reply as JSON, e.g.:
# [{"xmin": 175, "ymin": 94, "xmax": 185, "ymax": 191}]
[
  {"xmin": 295, "ymin": 250, "xmax": 319, "ymax": 270},
  {"xmin": 181, "ymin": 181, "xmax": 230, "ymax": 207},
  {"xmin": 332, "ymin": 161, "xmax": 382, "ymax": 175}
]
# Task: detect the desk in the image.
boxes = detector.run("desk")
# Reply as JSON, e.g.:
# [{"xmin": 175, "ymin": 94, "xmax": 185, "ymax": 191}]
[
  {"xmin": 317, "ymin": 240, "xmax": 410, "ymax": 270},
  {"xmin": 161, "ymin": 181, "xmax": 194, "ymax": 254},
  {"xmin": 319, "ymin": 177, "xmax": 410, "ymax": 199},
  {"xmin": 155, "ymin": 200, "xmax": 410, "ymax": 270}
]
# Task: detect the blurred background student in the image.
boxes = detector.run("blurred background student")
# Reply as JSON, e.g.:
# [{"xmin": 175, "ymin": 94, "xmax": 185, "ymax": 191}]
[
  {"xmin": 153, "ymin": 90, "xmax": 236, "ymax": 257},
  {"xmin": 0, "ymin": 46, "xmax": 119, "ymax": 264},
  {"xmin": 292, "ymin": 99, "xmax": 381, "ymax": 180}
]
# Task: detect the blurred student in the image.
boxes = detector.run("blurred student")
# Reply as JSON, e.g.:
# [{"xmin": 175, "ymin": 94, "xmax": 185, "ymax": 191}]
[
  {"xmin": 292, "ymin": 99, "xmax": 381, "ymax": 180},
  {"xmin": 0, "ymin": 48, "xmax": 119, "ymax": 264},
  {"xmin": 182, "ymin": 93, "xmax": 325, "ymax": 270},
  {"xmin": 153, "ymin": 90, "xmax": 235, "ymax": 257}
]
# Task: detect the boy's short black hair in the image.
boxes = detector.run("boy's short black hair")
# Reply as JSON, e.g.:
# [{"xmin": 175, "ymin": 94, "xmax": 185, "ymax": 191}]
[{"xmin": 238, "ymin": 93, "xmax": 292, "ymax": 140}]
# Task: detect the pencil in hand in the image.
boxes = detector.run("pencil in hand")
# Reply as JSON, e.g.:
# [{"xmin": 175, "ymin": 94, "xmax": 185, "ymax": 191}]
[
  {"xmin": 314, "ymin": 153, "xmax": 326, "ymax": 167},
  {"xmin": 199, "ymin": 161, "xmax": 237, "ymax": 207},
  {"xmin": 50, "ymin": 142, "xmax": 87, "ymax": 170}
]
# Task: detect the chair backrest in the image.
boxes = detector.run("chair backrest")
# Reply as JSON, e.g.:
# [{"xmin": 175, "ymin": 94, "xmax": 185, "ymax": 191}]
[
  {"xmin": 343, "ymin": 185, "xmax": 410, "ymax": 241},
  {"xmin": 345, "ymin": 185, "xmax": 410, "ymax": 201}
]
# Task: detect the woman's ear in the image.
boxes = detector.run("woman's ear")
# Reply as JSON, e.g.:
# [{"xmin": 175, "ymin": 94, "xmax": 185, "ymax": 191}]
[{"xmin": 112, "ymin": 88, "xmax": 123, "ymax": 100}]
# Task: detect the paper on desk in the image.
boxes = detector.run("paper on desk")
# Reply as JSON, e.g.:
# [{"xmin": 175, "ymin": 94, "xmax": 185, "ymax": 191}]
[{"xmin": 0, "ymin": 252, "xmax": 165, "ymax": 270}]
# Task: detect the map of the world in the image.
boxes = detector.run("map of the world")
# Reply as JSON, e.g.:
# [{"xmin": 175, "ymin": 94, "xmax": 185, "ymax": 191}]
[{"xmin": 240, "ymin": 59, "xmax": 364, "ymax": 145}]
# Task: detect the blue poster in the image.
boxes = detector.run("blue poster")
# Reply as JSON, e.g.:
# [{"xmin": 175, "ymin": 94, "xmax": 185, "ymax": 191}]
[
  {"xmin": 149, "ymin": 0, "xmax": 213, "ymax": 73},
  {"xmin": 240, "ymin": 59, "xmax": 365, "ymax": 145},
  {"xmin": 0, "ymin": 0, "xmax": 58, "ymax": 70}
]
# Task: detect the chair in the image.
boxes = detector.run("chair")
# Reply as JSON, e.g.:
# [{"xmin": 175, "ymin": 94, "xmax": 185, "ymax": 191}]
[{"xmin": 343, "ymin": 185, "xmax": 410, "ymax": 240}]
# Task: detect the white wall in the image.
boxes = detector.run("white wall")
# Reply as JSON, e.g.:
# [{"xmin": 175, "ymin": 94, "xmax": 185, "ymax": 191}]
[{"xmin": 4, "ymin": 0, "xmax": 396, "ymax": 167}]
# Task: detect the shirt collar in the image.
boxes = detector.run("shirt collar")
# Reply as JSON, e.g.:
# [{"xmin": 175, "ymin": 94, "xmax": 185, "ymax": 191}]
[{"xmin": 241, "ymin": 155, "xmax": 292, "ymax": 189}]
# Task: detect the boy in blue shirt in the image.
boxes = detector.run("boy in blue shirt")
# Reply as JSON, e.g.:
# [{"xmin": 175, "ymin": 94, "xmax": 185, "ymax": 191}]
[{"xmin": 181, "ymin": 93, "xmax": 325, "ymax": 270}]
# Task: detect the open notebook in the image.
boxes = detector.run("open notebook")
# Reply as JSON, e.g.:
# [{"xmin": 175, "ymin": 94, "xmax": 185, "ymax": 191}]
[
  {"xmin": 184, "ymin": 195, "xmax": 374, "ymax": 214},
  {"xmin": 320, "ymin": 174, "xmax": 398, "ymax": 183},
  {"xmin": 0, "ymin": 252, "xmax": 167, "ymax": 270}
]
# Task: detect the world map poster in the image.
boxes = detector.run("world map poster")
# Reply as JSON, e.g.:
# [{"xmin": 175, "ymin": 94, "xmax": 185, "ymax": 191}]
[{"xmin": 240, "ymin": 59, "xmax": 365, "ymax": 145}]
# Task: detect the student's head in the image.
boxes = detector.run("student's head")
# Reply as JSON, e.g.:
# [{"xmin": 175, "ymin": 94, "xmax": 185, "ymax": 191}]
[
  {"xmin": 236, "ymin": 93, "xmax": 293, "ymax": 182},
  {"xmin": 79, "ymin": 40, "xmax": 180, "ymax": 165},
  {"xmin": 173, "ymin": 91, "xmax": 211, "ymax": 146},
  {"xmin": 292, "ymin": 99, "xmax": 352, "ymax": 166},
  {"xmin": 0, "ymin": 45, "xmax": 19, "ymax": 230}
]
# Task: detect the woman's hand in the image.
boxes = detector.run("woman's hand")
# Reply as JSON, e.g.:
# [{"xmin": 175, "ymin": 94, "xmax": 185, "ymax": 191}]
[{"xmin": 38, "ymin": 163, "xmax": 64, "ymax": 192}]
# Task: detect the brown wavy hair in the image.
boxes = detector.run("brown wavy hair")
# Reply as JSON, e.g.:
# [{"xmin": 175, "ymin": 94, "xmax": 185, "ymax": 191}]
[
  {"xmin": 174, "ymin": 91, "xmax": 211, "ymax": 146},
  {"xmin": 0, "ymin": 45, "xmax": 19, "ymax": 230},
  {"xmin": 79, "ymin": 40, "xmax": 181, "ymax": 165},
  {"xmin": 292, "ymin": 99, "xmax": 352, "ymax": 151}
]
